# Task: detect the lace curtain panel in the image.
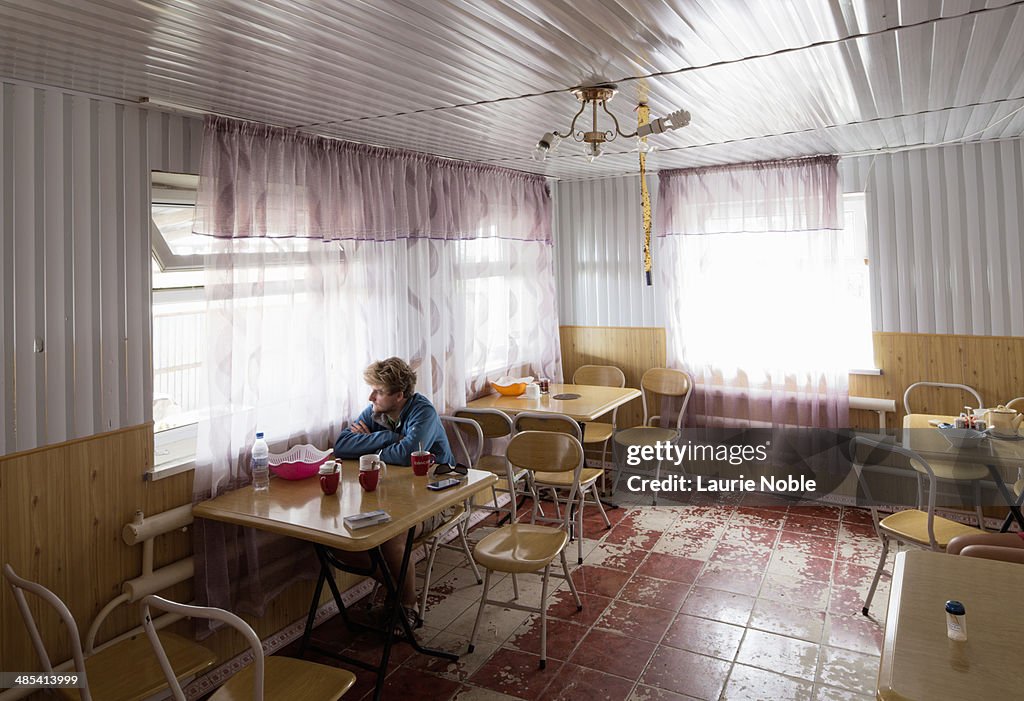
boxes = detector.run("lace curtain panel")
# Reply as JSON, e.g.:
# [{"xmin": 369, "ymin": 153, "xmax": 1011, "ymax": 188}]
[
  {"xmin": 656, "ymin": 156, "xmax": 851, "ymax": 429},
  {"xmin": 192, "ymin": 117, "xmax": 561, "ymax": 622},
  {"xmin": 658, "ymin": 155, "xmax": 842, "ymax": 236}
]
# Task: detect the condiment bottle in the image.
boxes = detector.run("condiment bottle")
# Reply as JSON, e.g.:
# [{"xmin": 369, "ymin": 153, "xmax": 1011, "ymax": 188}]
[{"xmin": 945, "ymin": 600, "xmax": 967, "ymax": 641}]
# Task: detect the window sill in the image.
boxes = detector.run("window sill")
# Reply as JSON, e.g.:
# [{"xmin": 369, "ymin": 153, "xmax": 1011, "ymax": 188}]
[{"xmin": 146, "ymin": 456, "xmax": 196, "ymax": 481}]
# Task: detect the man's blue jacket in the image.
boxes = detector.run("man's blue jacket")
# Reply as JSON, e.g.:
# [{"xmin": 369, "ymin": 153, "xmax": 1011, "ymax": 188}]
[{"xmin": 333, "ymin": 393, "xmax": 455, "ymax": 466}]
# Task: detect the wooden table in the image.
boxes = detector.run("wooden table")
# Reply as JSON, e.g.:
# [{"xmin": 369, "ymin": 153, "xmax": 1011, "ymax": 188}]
[
  {"xmin": 194, "ymin": 463, "xmax": 496, "ymax": 701},
  {"xmin": 902, "ymin": 414, "xmax": 1024, "ymax": 530},
  {"xmin": 467, "ymin": 382, "xmax": 640, "ymax": 505},
  {"xmin": 877, "ymin": 550, "xmax": 1023, "ymax": 700},
  {"xmin": 465, "ymin": 382, "xmax": 641, "ymax": 422}
]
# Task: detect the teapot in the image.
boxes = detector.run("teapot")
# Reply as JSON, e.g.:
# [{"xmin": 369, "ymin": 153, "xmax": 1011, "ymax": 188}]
[{"xmin": 983, "ymin": 405, "xmax": 1024, "ymax": 436}]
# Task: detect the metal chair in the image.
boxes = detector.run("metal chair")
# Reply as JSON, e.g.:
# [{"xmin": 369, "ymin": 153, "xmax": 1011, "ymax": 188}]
[
  {"xmin": 3, "ymin": 563, "xmax": 216, "ymax": 701},
  {"xmin": 467, "ymin": 431, "xmax": 584, "ymax": 669},
  {"xmin": 451, "ymin": 408, "xmax": 534, "ymax": 523},
  {"xmin": 513, "ymin": 411, "xmax": 611, "ymax": 564},
  {"xmin": 612, "ymin": 368, "xmax": 693, "ymax": 504},
  {"xmin": 850, "ymin": 436, "xmax": 987, "ymax": 617},
  {"xmin": 572, "ymin": 364, "xmax": 627, "ymax": 492},
  {"xmin": 902, "ymin": 381, "xmax": 983, "ymax": 415},
  {"xmin": 410, "ymin": 421, "xmax": 482, "ymax": 622},
  {"xmin": 142, "ymin": 595, "xmax": 355, "ymax": 700}
]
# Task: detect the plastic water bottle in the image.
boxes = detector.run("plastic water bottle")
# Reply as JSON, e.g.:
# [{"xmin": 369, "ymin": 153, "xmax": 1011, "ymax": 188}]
[{"xmin": 252, "ymin": 431, "xmax": 270, "ymax": 493}]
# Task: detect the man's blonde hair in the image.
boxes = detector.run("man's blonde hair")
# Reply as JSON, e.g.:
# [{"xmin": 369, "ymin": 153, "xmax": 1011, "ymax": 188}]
[{"xmin": 364, "ymin": 357, "xmax": 417, "ymax": 397}]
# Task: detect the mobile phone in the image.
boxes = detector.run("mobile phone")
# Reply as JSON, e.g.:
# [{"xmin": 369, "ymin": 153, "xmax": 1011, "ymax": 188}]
[{"xmin": 427, "ymin": 478, "xmax": 461, "ymax": 491}]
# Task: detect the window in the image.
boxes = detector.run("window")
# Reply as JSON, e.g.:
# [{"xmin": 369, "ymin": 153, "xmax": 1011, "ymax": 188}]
[
  {"xmin": 151, "ymin": 173, "xmax": 207, "ymax": 468},
  {"xmin": 667, "ymin": 192, "xmax": 874, "ymax": 373}
]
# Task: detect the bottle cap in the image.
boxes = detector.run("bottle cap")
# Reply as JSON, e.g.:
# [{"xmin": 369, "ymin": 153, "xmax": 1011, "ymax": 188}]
[
  {"xmin": 945, "ymin": 600, "xmax": 965, "ymax": 615},
  {"xmin": 256, "ymin": 431, "xmax": 264, "ymax": 439}
]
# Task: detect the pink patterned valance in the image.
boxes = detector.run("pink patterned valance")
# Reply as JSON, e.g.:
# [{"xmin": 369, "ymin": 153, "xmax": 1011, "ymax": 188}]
[
  {"xmin": 193, "ymin": 116, "xmax": 552, "ymax": 242},
  {"xmin": 657, "ymin": 155, "xmax": 841, "ymax": 236}
]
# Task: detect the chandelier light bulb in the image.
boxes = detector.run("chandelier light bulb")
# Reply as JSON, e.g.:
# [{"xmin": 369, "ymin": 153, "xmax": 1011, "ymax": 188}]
[
  {"xmin": 533, "ymin": 132, "xmax": 559, "ymax": 161},
  {"xmin": 584, "ymin": 142, "xmax": 603, "ymax": 162}
]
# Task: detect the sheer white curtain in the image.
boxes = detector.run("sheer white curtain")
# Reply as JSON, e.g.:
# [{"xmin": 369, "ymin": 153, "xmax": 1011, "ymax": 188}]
[
  {"xmin": 656, "ymin": 156, "xmax": 851, "ymax": 428},
  {"xmin": 191, "ymin": 117, "xmax": 560, "ymax": 617}
]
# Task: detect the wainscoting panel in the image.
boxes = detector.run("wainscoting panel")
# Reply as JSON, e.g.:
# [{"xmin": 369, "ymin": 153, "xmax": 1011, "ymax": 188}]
[{"xmin": 559, "ymin": 326, "xmax": 666, "ymax": 431}]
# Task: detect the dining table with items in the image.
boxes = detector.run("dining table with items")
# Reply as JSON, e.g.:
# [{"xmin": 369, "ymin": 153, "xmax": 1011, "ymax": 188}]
[
  {"xmin": 193, "ymin": 459, "xmax": 497, "ymax": 701},
  {"xmin": 466, "ymin": 381, "xmax": 641, "ymax": 423},
  {"xmin": 901, "ymin": 413, "xmax": 1024, "ymax": 530},
  {"xmin": 877, "ymin": 549, "xmax": 1022, "ymax": 700}
]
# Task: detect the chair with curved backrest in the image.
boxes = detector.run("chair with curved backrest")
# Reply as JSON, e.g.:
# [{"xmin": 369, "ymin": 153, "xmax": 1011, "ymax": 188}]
[
  {"xmin": 902, "ymin": 381, "xmax": 983, "ymax": 415},
  {"xmin": 997, "ymin": 398, "xmax": 1024, "ymax": 531},
  {"xmin": 451, "ymin": 408, "xmax": 533, "ymax": 523},
  {"xmin": 850, "ymin": 436, "xmax": 987, "ymax": 617},
  {"xmin": 572, "ymin": 364, "xmax": 627, "ymax": 493},
  {"xmin": 612, "ymin": 368, "xmax": 693, "ymax": 504},
  {"xmin": 415, "ymin": 415, "xmax": 485, "ymax": 622},
  {"xmin": 467, "ymin": 430, "xmax": 584, "ymax": 670},
  {"xmin": 2, "ymin": 564, "xmax": 216, "ymax": 701},
  {"xmin": 142, "ymin": 595, "xmax": 355, "ymax": 701},
  {"xmin": 513, "ymin": 411, "xmax": 610, "ymax": 564}
]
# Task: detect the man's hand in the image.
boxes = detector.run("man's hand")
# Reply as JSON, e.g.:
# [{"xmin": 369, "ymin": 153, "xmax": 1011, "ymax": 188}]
[{"xmin": 349, "ymin": 420, "xmax": 370, "ymax": 434}]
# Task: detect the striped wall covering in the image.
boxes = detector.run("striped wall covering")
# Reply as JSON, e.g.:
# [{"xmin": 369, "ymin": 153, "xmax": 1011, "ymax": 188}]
[
  {"xmin": 553, "ymin": 174, "xmax": 665, "ymax": 328},
  {"xmin": 0, "ymin": 81, "xmax": 201, "ymax": 455},
  {"xmin": 841, "ymin": 140, "xmax": 1024, "ymax": 335}
]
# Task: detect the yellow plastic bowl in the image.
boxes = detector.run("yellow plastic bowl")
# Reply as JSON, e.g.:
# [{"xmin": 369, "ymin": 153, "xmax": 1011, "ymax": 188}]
[{"xmin": 491, "ymin": 382, "xmax": 527, "ymax": 397}]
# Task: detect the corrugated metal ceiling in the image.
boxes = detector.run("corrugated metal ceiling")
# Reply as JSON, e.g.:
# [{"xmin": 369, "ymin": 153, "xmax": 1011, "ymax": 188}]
[{"xmin": 1, "ymin": 0, "xmax": 1023, "ymax": 180}]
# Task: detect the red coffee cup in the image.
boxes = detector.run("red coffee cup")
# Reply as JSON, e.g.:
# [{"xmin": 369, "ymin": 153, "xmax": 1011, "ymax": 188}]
[
  {"xmin": 319, "ymin": 470, "xmax": 340, "ymax": 495},
  {"xmin": 358, "ymin": 467, "xmax": 381, "ymax": 492},
  {"xmin": 411, "ymin": 451, "xmax": 435, "ymax": 477}
]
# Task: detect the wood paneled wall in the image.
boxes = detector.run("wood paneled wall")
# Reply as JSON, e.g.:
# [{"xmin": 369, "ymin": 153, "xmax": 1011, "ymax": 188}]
[
  {"xmin": 0, "ymin": 424, "xmax": 342, "ymax": 676},
  {"xmin": 561, "ymin": 326, "xmax": 1024, "ymax": 431},
  {"xmin": 850, "ymin": 332, "xmax": 1024, "ymax": 428},
  {"xmin": 559, "ymin": 326, "xmax": 666, "ymax": 430}
]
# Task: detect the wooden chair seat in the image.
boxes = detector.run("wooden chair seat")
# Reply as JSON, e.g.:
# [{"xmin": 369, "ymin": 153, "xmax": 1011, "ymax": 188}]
[
  {"xmin": 209, "ymin": 656, "xmax": 355, "ymax": 701},
  {"xmin": 475, "ymin": 453, "xmax": 506, "ymax": 474},
  {"xmin": 879, "ymin": 510, "xmax": 986, "ymax": 547},
  {"xmin": 57, "ymin": 632, "xmax": 215, "ymax": 701},
  {"xmin": 473, "ymin": 523, "xmax": 569, "ymax": 574},
  {"xmin": 533, "ymin": 467, "xmax": 603, "ymax": 488},
  {"xmin": 614, "ymin": 425, "xmax": 679, "ymax": 447},
  {"xmin": 4, "ymin": 563, "xmax": 217, "ymax": 701},
  {"xmin": 911, "ymin": 458, "xmax": 989, "ymax": 481},
  {"xmin": 580, "ymin": 423, "xmax": 614, "ymax": 443}
]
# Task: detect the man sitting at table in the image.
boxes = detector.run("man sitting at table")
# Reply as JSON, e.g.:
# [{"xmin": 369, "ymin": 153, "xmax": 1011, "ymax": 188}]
[
  {"xmin": 333, "ymin": 357, "xmax": 455, "ymax": 633},
  {"xmin": 334, "ymin": 356, "xmax": 455, "ymax": 466}
]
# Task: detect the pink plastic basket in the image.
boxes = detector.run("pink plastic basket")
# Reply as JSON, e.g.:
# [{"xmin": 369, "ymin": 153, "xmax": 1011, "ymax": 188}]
[{"xmin": 268, "ymin": 444, "xmax": 333, "ymax": 480}]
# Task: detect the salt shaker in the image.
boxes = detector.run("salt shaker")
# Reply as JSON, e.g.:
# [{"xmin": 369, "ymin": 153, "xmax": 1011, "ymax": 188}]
[{"xmin": 945, "ymin": 600, "xmax": 967, "ymax": 641}]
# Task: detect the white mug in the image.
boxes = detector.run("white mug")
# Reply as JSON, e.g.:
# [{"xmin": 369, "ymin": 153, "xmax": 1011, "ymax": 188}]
[{"xmin": 359, "ymin": 454, "xmax": 385, "ymax": 472}]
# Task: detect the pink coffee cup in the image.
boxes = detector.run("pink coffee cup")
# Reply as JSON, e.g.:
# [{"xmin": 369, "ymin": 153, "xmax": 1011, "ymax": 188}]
[
  {"xmin": 358, "ymin": 466, "xmax": 381, "ymax": 492},
  {"xmin": 411, "ymin": 451, "xmax": 435, "ymax": 477}
]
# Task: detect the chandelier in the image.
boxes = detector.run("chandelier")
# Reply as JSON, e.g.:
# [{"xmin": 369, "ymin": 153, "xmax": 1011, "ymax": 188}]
[{"xmin": 533, "ymin": 83, "xmax": 690, "ymax": 162}]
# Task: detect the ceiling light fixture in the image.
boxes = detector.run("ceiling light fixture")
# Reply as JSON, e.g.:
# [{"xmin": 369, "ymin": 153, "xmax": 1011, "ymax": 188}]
[{"xmin": 533, "ymin": 83, "xmax": 690, "ymax": 162}]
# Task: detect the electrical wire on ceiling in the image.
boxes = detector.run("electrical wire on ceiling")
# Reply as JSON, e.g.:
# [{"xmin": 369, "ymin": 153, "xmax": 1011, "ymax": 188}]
[{"xmin": 296, "ymin": 0, "xmax": 1024, "ymax": 130}]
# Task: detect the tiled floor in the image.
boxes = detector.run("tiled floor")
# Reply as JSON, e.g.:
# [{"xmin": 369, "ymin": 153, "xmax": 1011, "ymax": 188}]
[{"xmin": 281, "ymin": 490, "xmax": 892, "ymax": 701}]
